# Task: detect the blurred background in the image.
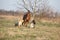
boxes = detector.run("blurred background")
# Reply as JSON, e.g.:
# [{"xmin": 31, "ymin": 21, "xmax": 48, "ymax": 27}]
[{"xmin": 0, "ymin": 0, "xmax": 60, "ymax": 18}]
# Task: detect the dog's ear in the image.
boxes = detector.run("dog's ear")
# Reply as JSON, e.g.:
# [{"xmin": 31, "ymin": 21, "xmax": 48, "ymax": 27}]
[
  {"xmin": 15, "ymin": 22, "xmax": 18, "ymax": 26},
  {"xmin": 32, "ymin": 20, "xmax": 36, "ymax": 24},
  {"xmin": 34, "ymin": 21, "xmax": 36, "ymax": 24}
]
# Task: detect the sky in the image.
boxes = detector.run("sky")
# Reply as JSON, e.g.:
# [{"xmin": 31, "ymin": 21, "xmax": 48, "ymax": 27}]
[
  {"xmin": 0, "ymin": 0, "xmax": 60, "ymax": 12},
  {"xmin": 0, "ymin": 0, "xmax": 17, "ymax": 11},
  {"xmin": 48, "ymin": 0, "xmax": 60, "ymax": 12}
]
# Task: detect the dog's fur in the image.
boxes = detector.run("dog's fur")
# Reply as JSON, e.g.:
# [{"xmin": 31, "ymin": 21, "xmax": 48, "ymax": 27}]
[
  {"xmin": 15, "ymin": 19, "xmax": 23, "ymax": 27},
  {"xmin": 30, "ymin": 20, "xmax": 36, "ymax": 28}
]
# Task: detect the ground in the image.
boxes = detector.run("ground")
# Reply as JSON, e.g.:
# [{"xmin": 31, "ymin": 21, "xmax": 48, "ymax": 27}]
[{"xmin": 0, "ymin": 15, "xmax": 60, "ymax": 40}]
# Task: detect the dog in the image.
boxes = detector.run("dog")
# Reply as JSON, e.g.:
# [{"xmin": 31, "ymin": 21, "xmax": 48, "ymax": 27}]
[
  {"xmin": 30, "ymin": 20, "xmax": 36, "ymax": 28},
  {"xmin": 15, "ymin": 19, "xmax": 23, "ymax": 27}
]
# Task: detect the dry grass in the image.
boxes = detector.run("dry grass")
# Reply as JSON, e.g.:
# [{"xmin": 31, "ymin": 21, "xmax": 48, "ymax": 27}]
[{"xmin": 0, "ymin": 15, "xmax": 60, "ymax": 40}]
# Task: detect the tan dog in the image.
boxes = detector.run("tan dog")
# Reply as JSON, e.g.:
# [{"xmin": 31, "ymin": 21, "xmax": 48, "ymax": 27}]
[
  {"xmin": 18, "ymin": 19, "xmax": 24, "ymax": 27},
  {"xmin": 15, "ymin": 17, "xmax": 23, "ymax": 27}
]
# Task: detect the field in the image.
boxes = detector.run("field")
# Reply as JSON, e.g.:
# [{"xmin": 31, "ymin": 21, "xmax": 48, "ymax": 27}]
[{"xmin": 0, "ymin": 15, "xmax": 60, "ymax": 40}]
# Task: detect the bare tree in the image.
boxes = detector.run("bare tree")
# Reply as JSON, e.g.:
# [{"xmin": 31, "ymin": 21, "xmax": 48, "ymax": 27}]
[{"xmin": 17, "ymin": 0, "xmax": 42, "ymax": 19}]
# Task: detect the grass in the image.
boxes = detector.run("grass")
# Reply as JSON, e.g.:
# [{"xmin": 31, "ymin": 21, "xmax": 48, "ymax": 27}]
[
  {"xmin": 0, "ymin": 15, "xmax": 60, "ymax": 40},
  {"xmin": 37, "ymin": 21, "xmax": 60, "ymax": 27}
]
